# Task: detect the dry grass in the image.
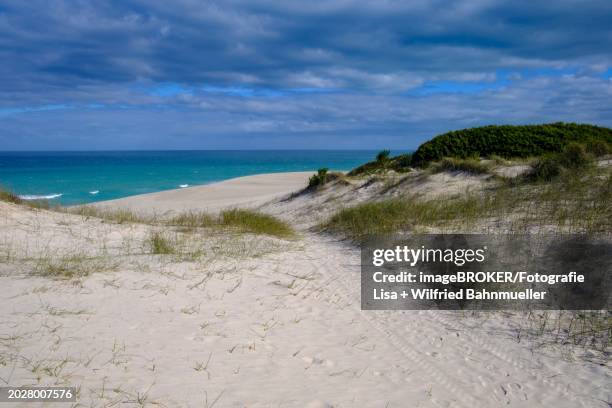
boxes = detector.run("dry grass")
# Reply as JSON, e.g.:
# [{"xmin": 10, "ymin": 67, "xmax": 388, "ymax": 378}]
[
  {"xmin": 0, "ymin": 188, "xmax": 50, "ymax": 209},
  {"xmin": 67, "ymin": 206, "xmax": 154, "ymax": 224},
  {"xmin": 32, "ymin": 254, "xmax": 117, "ymax": 279},
  {"xmin": 517, "ymin": 310, "xmax": 611, "ymax": 354},
  {"xmin": 430, "ymin": 157, "xmax": 492, "ymax": 175}
]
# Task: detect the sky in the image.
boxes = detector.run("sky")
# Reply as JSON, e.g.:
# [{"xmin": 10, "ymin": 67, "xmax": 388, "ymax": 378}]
[{"xmin": 0, "ymin": 0, "xmax": 611, "ymax": 150}]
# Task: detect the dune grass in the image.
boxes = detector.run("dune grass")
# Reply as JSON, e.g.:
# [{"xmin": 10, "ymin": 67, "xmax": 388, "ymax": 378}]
[
  {"xmin": 68, "ymin": 206, "xmax": 153, "ymax": 224},
  {"xmin": 167, "ymin": 211, "xmax": 216, "ymax": 228},
  {"xmin": 0, "ymin": 188, "xmax": 50, "ymax": 209},
  {"xmin": 32, "ymin": 254, "xmax": 116, "ymax": 279},
  {"xmin": 220, "ymin": 209, "xmax": 295, "ymax": 238},
  {"xmin": 69, "ymin": 206, "xmax": 295, "ymax": 238},
  {"xmin": 0, "ymin": 189, "xmax": 22, "ymax": 204},
  {"xmin": 514, "ymin": 310, "xmax": 611, "ymax": 354},
  {"xmin": 147, "ymin": 232, "xmax": 176, "ymax": 254},
  {"xmin": 429, "ymin": 157, "xmax": 491, "ymax": 175},
  {"xmin": 324, "ymin": 166, "xmax": 611, "ymax": 239}
]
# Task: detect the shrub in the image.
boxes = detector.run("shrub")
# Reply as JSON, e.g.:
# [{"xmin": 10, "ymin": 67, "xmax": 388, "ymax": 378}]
[
  {"xmin": 349, "ymin": 152, "xmax": 413, "ymax": 176},
  {"xmin": 308, "ymin": 168, "xmax": 329, "ymax": 188},
  {"xmin": 411, "ymin": 123, "xmax": 612, "ymax": 166},
  {"xmin": 392, "ymin": 153, "xmax": 413, "ymax": 169},
  {"xmin": 376, "ymin": 149, "xmax": 391, "ymax": 163},
  {"xmin": 528, "ymin": 143, "xmax": 593, "ymax": 182},
  {"xmin": 559, "ymin": 143, "xmax": 590, "ymax": 169},
  {"xmin": 585, "ymin": 140, "xmax": 611, "ymax": 157},
  {"xmin": 529, "ymin": 156, "xmax": 563, "ymax": 181}
]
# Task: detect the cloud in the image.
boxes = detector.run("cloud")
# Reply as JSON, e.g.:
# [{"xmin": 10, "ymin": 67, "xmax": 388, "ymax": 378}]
[{"xmin": 0, "ymin": 0, "xmax": 610, "ymax": 149}]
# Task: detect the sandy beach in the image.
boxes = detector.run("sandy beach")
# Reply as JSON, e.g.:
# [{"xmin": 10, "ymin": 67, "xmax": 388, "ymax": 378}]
[
  {"xmin": 88, "ymin": 172, "xmax": 315, "ymax": 215},
  {"xmin": 0, "ymin": 170, "xmax": 610, "ymax": 407}
]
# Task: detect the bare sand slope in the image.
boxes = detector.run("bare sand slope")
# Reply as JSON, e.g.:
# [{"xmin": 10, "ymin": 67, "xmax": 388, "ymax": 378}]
[{"xmin": 88, "ymin": 172, "xmax": 314, "ymax": 215}]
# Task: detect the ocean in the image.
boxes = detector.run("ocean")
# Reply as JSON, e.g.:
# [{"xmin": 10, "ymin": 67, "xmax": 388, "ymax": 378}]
[{"xmin": 0, "ymin": 150, "xmax": 384, "ymax": 205}]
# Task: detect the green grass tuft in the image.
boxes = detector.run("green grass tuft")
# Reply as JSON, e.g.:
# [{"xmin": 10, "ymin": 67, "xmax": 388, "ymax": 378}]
[
  {"xmin": 148, "ymin": 232, "xmax": 176, "ymax": 254},
  {"xmin": 220, "ymin": 209, "xmax": 295, "ymax": 238},
  {"xmin": 308, "ymin": 168, "xmax": 330, "ymax": 189}
]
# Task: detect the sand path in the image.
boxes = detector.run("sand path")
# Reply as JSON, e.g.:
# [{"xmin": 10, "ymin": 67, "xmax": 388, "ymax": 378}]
[{"xmin": 0, "ymin": 170, "xmax": 609, "ymax": 406}]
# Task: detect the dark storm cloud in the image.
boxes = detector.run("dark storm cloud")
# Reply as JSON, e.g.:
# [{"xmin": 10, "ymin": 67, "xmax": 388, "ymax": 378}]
[{"xmin": 0, "ymin": 0, "xmax": 611, "ymax": 149}]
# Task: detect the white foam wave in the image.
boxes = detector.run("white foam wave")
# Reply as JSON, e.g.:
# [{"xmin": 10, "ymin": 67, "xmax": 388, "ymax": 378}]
[
  {"xmin": 89, "ymin": 190, "xmax": 99, "ymax": 195},
  {"xmin": 18, "ymin": 193, "xmax": 63, "ymax": 200},
  {"xmin": 179, "ymin": 184, "xmax": 189, "ymax": 188}
]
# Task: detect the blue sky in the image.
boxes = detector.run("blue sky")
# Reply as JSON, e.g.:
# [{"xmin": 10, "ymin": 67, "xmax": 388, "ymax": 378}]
[{"xmin": 0, "ymin": 0, "xmax": 611, "ymax": 150}]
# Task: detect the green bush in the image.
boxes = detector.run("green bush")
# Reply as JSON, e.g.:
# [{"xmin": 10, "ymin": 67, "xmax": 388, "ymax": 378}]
[
  {"xmin": 559, "ymin": 143, "xmax": 590, "ymax": 169},
  {"xmin": 392, "ymin": 153, "xmax": 413, "ymax": 169},
  {"xmin": 411, "ymin": 123, "xmax": 612, "ymax": 166},
  {"xmin": 348, "ymin": 152, "xmax": 412, "ymax": 176},
  {"xmin": 376, "ymin": 149, "xmax": 391, "ymax": 163},
  {"xmin": 529, "ymin": 156, "xmax": 563, "ymax": 181},
  {"xmin": 528, "ymin": 143, "xmax": 593, "ymax": 181},
  {"xmin": 585, "ymin": 140, "xmax": 611, "ymax": 157},
  {"xmin": 308, "ymin": 168, "xmax": 329, "ymax": 188}
]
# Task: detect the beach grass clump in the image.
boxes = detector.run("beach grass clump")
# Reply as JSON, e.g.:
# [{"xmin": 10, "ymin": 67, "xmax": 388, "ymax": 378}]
[
  {"xmin": 528, "ymin": 143, "xmax": 593, "ymax": 182},
  {"xmin": 324, "ymin": 165, "xmax": 611, "ymax": 238},
  {"xmin": 430, "ymin": 157, "xmax": 491, "ymax": 175},
  {"xmin": 0, "ymin": 188, "xmax": 51, "ymax": 209},
  {"xmin": 167, "ymin": 211, "xmax": 216, "ymax": 228},
  {"xmin": 220, "ymin": 209, "xmax": 295, "ymax": 238},
  {"xmin": 147, "ymin": 231, "xmax": 176, "ymax": 254},
  {"xmin": 0, "ymin": 188, "xmax": 23, "ymax": 204},
  {"xmin": 323, "ymin": 197, "xmax": 487, "ymax": 239},
  {"xmin": 33, "ymin": 255, "xmax": 113, "ymax": 279},
  {"xmin": 69, "ymin": 206, "xmax": 153, "ymax": 224},
  {"xmin": 308, "ymin": 168, "xmax": 330, "ymax": 189}
]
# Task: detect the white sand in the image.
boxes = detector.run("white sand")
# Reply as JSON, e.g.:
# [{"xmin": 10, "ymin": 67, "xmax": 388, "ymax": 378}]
[
  {"xmin": 0, "ymin": 170, "xmax": 610, "ymax": 407},
  {"xmin": 88, "ymin": 172, "xmax": 314, "ymax": 215}
]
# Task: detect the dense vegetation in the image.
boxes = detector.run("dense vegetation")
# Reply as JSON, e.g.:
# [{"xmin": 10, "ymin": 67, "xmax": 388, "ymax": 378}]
[
  {"xmin": 346, "ymin": 123, "xmax": 611, "ymax": 175},
  {"xmin": 347, "ymin": 152, "xmax": 412, "ymax": 176},
  {"xmin": 411, "ymin": 123, "xmax": 612, "ymax": 166}
]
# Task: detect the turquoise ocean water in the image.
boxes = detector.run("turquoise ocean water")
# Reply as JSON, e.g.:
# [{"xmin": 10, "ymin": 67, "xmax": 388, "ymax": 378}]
[{"xmin": 0, "ymin": 150, "xmax": 384, "ymax": 205}]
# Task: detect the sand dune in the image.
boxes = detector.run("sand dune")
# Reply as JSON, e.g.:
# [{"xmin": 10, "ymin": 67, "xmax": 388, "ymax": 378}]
[{"xmin": 0, "ymin": 170, "xmax": 610, "ymax": 407}]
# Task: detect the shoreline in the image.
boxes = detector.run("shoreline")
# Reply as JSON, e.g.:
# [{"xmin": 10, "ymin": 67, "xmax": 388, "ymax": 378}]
[{"xmin": 87, "ymin": 171, "xmax": 315, "ymax": 215}]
